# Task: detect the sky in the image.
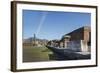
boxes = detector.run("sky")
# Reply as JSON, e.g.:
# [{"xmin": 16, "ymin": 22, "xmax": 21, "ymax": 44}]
[{"xmin": 23, "ymin": 10, "xmax": 91, "ymax": 40}]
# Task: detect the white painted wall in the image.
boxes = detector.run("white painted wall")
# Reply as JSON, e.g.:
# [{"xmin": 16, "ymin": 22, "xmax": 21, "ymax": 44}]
[{"xmin": 0, "ymin": 0, "xmax": 99, "ymax": 73}]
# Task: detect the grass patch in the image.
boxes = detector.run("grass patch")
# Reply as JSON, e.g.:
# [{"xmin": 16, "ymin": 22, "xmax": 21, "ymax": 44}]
[{"xmin": 23, "ymin": 46, "xmax": 53, "ymax": 62}]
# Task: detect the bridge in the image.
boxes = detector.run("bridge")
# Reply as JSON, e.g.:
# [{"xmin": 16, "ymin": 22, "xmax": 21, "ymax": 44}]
[{"xmin": 46, "ymin": 46, "xmax": 90, "ymax": 60}]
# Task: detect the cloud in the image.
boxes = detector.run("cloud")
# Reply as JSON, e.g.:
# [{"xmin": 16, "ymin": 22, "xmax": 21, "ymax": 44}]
[{"xmin": 36, "ymin": 12, "xmax": 48, "ymax": 35}]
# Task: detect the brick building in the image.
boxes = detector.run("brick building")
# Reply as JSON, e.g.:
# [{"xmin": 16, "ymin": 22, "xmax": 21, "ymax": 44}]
[
  {"xmin": 65, "ymin": 26, "xmax": 91, "ymax": 42},
  {"xmin": 61, "ymin": 26, "xmax": 91, "ymax": 52},
  {"xmin": 47, "ymin": 26, "xmax": 91, "ymax": 52}
]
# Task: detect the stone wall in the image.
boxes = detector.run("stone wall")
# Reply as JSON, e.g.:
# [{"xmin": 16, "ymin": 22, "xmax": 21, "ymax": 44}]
[{"xmin": 67, "ymin": 40, "xmax": 89, "ymax": 52}]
